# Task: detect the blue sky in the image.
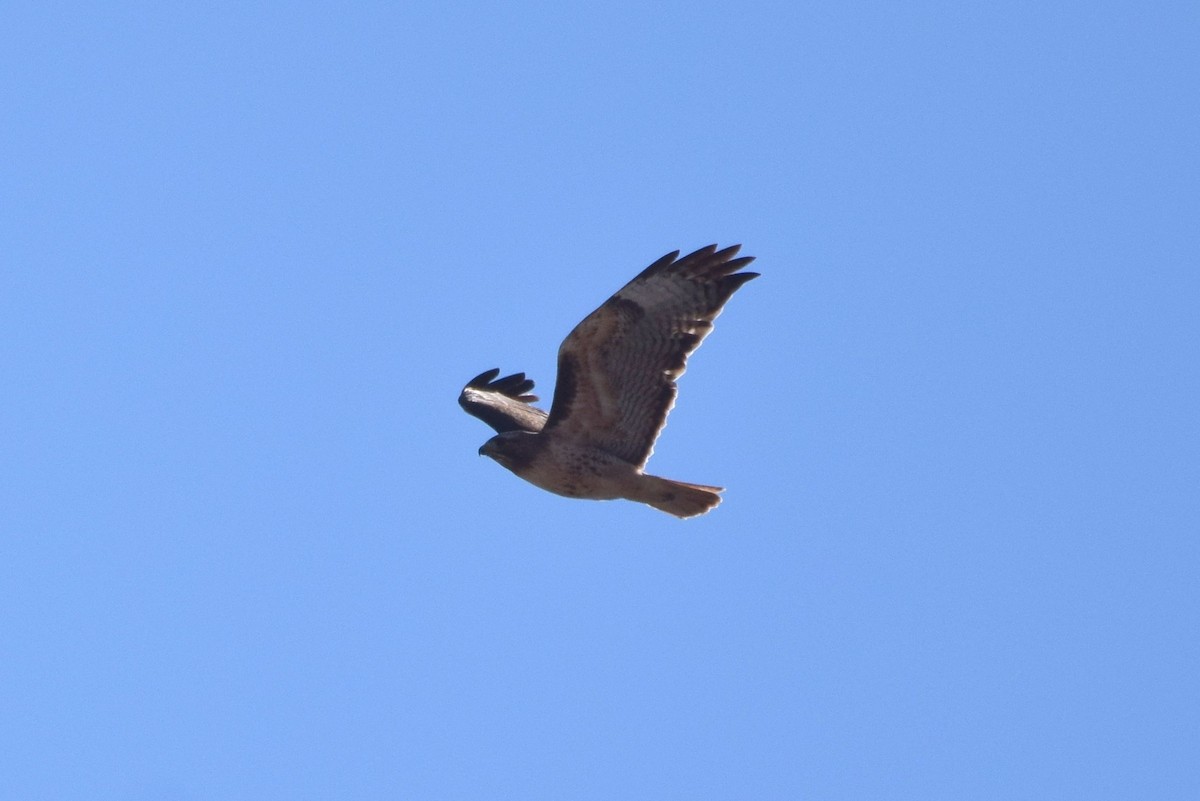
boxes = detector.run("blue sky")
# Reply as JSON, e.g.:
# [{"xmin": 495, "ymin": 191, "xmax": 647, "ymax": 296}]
[{"xmin": 2, "ymin": 2, "xmax": 1197, "ymax": 798}]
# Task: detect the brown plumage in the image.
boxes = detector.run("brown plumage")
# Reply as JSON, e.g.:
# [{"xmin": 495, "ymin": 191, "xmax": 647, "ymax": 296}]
[{"xmin": 460, "ymin": 244, "xmax": 758, "ymax": 518}]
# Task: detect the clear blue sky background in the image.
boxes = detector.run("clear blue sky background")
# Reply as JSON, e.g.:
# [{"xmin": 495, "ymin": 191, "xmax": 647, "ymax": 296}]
[{"xmin": 3, "ymin": 2, "xmax": 1197, "ymax": 799}]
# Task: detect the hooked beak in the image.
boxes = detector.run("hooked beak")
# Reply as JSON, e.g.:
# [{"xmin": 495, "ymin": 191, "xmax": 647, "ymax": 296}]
[{"xmin": 478, "ymin": 443, "xmax": 487, "ymax": 456}]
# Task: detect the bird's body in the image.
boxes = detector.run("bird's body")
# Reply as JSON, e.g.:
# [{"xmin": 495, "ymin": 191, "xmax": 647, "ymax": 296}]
[
  {"xmin": 460, "ymin": 244, "xmax": 757, "ymax": 518},
  {"xmin": 479, "ymin": 429, "xmax": 725, "ymax": 517},
  {"xmin": 480, "ymin": 430, "xmax": 643, "ymax": 501}
]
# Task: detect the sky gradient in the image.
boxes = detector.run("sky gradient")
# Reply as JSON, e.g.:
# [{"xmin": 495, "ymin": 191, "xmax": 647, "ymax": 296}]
[{"xmin": 3, "ymin": 2, "xmax": 1198, "ymax": 799}]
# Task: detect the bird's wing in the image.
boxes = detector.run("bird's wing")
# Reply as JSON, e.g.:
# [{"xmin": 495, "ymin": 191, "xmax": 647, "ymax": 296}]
[
  {"xmin": 543, "ymin": 244, "xmax": 758, "ymax": 467},
  {"xmin": 458, "ymin": 368, "xmax": 548, "ymax": 434}
]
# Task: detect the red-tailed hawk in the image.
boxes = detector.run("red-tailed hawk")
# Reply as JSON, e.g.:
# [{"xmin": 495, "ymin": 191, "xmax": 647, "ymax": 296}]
[{"xmin": 459, "ymin": 244, "xmax": 758, "ymax": 518}]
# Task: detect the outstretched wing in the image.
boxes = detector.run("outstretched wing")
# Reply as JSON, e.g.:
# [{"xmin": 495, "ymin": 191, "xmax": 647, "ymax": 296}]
[
  {"xmin": 459, "ymin": 368, "xmax": 548, "ymax": 434},
  {"xmin": 544, "ymin": 244, "xmax": 758, "ymax": 467}
]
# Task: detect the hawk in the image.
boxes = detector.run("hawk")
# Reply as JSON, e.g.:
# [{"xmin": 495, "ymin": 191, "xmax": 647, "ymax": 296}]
[{"xmin": 459, "ymin": 244, "xmax": 758, "ymax": 518}]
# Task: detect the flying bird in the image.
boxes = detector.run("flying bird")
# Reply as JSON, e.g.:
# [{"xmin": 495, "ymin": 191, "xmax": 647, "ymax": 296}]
[{"xmin": 459, "ymin": 244, "xmax": 758, "ymax": 518}]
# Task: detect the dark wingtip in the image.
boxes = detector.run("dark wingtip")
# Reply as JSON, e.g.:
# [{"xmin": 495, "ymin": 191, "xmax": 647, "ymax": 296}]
[
  {"xmin": 636, "ymin": 244, "xmax": 757, "ymax": 283},
  {"xmin": 638, "ymin": 249, "xmax": 682, "ymax": 279},
  {"xmin": 462, "ymin": 368, "xmax": 539, "ymax": 402},
  {"xmin": 720, "ymin": 271, "xmax": 760, "ymax": 297},
  {"xmin": 667, "ymin": 244, "xmax": 757, "ymax": 281},
  {"xmin": 466, "ymin": 368, "xmax": 501, "ymax": 387}
]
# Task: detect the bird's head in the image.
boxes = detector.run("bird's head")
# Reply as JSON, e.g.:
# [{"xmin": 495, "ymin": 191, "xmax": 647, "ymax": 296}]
[{"xmin": 478, "ymin": 430, "xmax": 538, "ymax": 471}]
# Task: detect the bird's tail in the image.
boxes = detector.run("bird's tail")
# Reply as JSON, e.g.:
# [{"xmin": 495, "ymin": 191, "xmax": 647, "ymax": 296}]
[{"xmin": 638, "ymin": 474, "xmax": 724, "ymax": 519}]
